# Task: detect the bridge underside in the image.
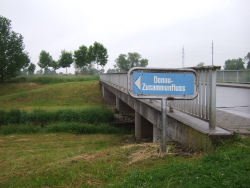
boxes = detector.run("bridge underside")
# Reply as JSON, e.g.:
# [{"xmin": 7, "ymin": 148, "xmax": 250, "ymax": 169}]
[{"xmin": 101, "ymin": 81, "xmax": 233, "ymax": 152}]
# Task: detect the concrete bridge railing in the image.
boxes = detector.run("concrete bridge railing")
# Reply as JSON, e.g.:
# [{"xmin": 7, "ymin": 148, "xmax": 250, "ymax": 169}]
[{"xmin": 100, "ymin": 66, "xmax": 221, "ymax": 130}]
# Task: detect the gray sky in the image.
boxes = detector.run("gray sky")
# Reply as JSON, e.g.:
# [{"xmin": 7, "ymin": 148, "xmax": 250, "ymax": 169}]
[{"xmin": 1, "ymin": 0, "xmax": 250, "ymax": 74}]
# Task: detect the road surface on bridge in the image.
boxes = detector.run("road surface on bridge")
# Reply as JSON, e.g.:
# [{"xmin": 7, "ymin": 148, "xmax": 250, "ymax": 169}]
[
  {"xmin": 217, "ymin": 86, "xmax": 250, "ymax": 119},
  {"xmin": 216, "ymin": 84, "xmax": 250, "ymax": 134}
]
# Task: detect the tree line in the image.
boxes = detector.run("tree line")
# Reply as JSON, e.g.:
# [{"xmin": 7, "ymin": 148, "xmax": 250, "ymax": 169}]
[
  {"xmin": 37, "ymin": 41, "xmax": 108, "ymax": 76},
  {"xmin": 1, "ymin": 14, "xmax": 249, "ymax": 83},
  {"xmin": 0, "ymin": 15, "xmax": 109, "ymax": 83},
  {"xmin": 223, "ymin": 53, "xmax": 250, "ymax": 70},
  {"xmin": 196, "ymin": 53, "xmax": 250, "ymax": 70},
  {"xmin": 107, "ymin": 52, "xmax": 148, "ymax": 73}
]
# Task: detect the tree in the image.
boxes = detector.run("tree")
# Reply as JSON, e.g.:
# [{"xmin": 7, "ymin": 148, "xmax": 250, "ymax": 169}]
[
  {"xmin": 36, "ymin": 69, "xmax": 43, "ymax": 75},
  {"xmin": 245, "ymin": 52, "xmax": 250, "ymax": 69},
  {"xmin": 196, "ymin": 62, "xmax": 205, "ymax": 67},
  {"xmin": 114, "ymin": 54, "xmax": 130, "ymax": 72},
  {"xmin": 38, "ymin": 50, "xmax": 53, "ymax": 72},
  {"xmin": 107, "ymin": 69, "xmax": 116, "ymax": 73},
  {"xmin": 74, "ymin": 45, "xmax": 89, "ymax": 68},
  {"xmin": 224, "ymin": 58, "xmax": 245, "ymax": 70},
  {"xmin": 51, "ymin": 60, "xmax": 60, "ymax": 72},
  {"xmin": 22, "ymin": 68, "xmax": 28, "ymax": 75},
  {"xmin": 28, "ymin": 63, "xmax": 36, "ymax": 75},
  {"xmin": 114, "ymin": 52, "xmax": 148, "ymax": 72},
  {"xmin": 87, "ymin": 42, "xmax": 108, "ymax": 69},
  {"xmin": 58, "ymin": 50, "xmax": 73, "ymax": 74},
  {"xmin": 0, "ymin": 15, "xmax": 30, "ymax": 83}
]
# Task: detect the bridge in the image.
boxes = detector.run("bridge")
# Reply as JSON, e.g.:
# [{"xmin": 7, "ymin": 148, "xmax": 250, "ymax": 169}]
[{"xmin": 100, "ymin": 67, "xmax": 250, "ymax": 152}]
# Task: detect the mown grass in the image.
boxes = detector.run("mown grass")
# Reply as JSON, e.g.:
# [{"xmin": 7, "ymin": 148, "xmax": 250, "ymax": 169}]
[
  {"xmin": 0, "ymin": 134, "xmax": 131, "ymax": 188},
  {"xmin": 0, "ymin": 82, "xmax": 46, "ymax": 96},
  {"xmin": 0, "ymin": 80, "xmax": 104, "ymax": 111},
  {"xmin": 7, "ymin": 75, "xmax": 100, "ymax": 84},
  {"xmin": 0, "ymin": 134, "xmax": 249, "ymax": 188},
  {"xmin": 115, "ymin": 137, "xmax": 250, "ymax": 188},
  {"xmin": 1, "ymin": 75, "xmax": 249, "ymax": 187}
]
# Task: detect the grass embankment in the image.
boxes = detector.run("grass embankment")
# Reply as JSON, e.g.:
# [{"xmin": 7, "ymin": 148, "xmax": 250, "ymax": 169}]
[
  {"xmin": 6, "ymin": 75, "xmax": 100, "ymax": 84},
  {"xmin": 0, "ymin": 75, "xmax": 120, "ymax": 135},
  {"xmin": 0, "ymin": 134, "xmax": 249, "ymax": 187},
  {"xmin": 0, "ymin": 75, "xmax": 102, "ymax": 111}
]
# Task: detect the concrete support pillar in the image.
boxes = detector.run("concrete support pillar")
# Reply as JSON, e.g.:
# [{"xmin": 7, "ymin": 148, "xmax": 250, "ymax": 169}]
[
  {"xmin": 118, "ymin": 99, "xmax": 134, "ymax": 114},
  {"xmin": 102, "ymin": 86, "xmax": 116, "ymax": 104},
  {"xmin": 135, "ymin": 111, "xmax": 141, "ymax": 139},
  {"xmin": 135, "ymin": 111, "xmax": 153, "ymax": 139},
  {"xmin": 116, "ymin": 96, "xmax": 119, "ymax": 110},
  {"xmin": 153, "ymin": 125, "xmax": 161, "ymax": 143}
]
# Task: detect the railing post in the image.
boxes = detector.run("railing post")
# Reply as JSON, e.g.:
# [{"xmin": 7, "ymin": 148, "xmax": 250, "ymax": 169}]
[
  {"xmin": 209, "ymin": 68, "xmax": 217, "ymax": 130},
  {"xmin": 237, "ymin": 71, "xmax": 239, "ymax": 83}
]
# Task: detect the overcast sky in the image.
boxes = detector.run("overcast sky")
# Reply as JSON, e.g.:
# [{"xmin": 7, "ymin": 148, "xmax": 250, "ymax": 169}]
[{"xmin": 1, "ymin": 0, "xmax": 250, "ymax": 74}]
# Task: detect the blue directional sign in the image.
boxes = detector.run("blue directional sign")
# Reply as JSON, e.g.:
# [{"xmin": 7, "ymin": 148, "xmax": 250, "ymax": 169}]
[{"xmin": 133, "ymin": 72, "xmax": 195, "ymax": 95}]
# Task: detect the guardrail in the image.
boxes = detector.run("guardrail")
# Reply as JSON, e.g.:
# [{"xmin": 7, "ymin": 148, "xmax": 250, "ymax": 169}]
[
  {"xmin": 217, "ymin": 70, "xmax": 250, "ymax": 83},
  {"xmin": 100, "ymin": 66, "xmax": 220, "ymax": 129},
  {"xmin": 171, "ymin": 66, "xmax": 219, "ymax": 129}
]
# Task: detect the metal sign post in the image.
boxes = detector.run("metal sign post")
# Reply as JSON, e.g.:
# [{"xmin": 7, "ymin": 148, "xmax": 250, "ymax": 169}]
[
  {"xmin": 128, "ymin": 67, "xmax": 198, "ymax": 153},
  {"xmin": 161, "ymin": 98, "xmax": 167, "ymax": 152}
]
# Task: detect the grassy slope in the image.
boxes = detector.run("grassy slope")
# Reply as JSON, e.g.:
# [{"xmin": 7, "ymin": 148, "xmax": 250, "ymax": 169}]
[
  {"xmin": 0, "ymin": 78, "xmax": 250, "ymax": 187},
  {"xmin": 0, "ymin": 134, "xmax": 249, "ymax": 188},
  {"xmin": 0, "ymin": 81, "xmax": 104, "ymax": 111}
]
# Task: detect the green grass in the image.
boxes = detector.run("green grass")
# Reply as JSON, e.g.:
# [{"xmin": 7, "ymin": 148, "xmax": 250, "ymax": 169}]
[
  {"xmin": 113, "ymin": 137, "xmax": 250, "ymax": 188},
  {"xmin": 0, "ymin": 134, "xmax": 249, "ymax": 187},
  {"xmin": 6, "ymin": 75, "xmax": 100, "ymax": 84},
  {"xmin": 0, "ymin": 80, "xmax": 104, "ymax": 111},
  {"xmin": 0, "ymin": 108, "xmax": 114, "ymax": 126},
  {"xmin": 0, "ymin": 123, "xmax": 128, "ymax": 135},
  {"xmin": 1, "ymin": 76, "xmax": 249, "ymax": 187}
]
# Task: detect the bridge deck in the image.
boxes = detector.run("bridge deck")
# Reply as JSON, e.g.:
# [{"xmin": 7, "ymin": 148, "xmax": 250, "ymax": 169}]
[
  {"xmin": 140, "ymin": 98, "xmax": 250, "ymax": 136},
  {"xmin": 216, "ymin": 82, "xmax": 250, "ymax": 134},
  {"xmin": 216, "ymin": 109, "xmax": 250, "ymax": 135}
]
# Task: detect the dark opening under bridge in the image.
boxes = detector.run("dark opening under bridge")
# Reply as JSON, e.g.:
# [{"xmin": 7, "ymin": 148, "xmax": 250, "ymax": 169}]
[{"xmin": 100, "ymin": 66, "xmax": 243, "ymax": 152}]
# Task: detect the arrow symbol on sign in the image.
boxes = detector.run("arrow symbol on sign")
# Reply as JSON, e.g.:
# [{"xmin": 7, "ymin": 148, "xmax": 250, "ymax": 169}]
[{"xmin": 135, "ymin": 75, "xmax": 141, "ymax": 91}]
